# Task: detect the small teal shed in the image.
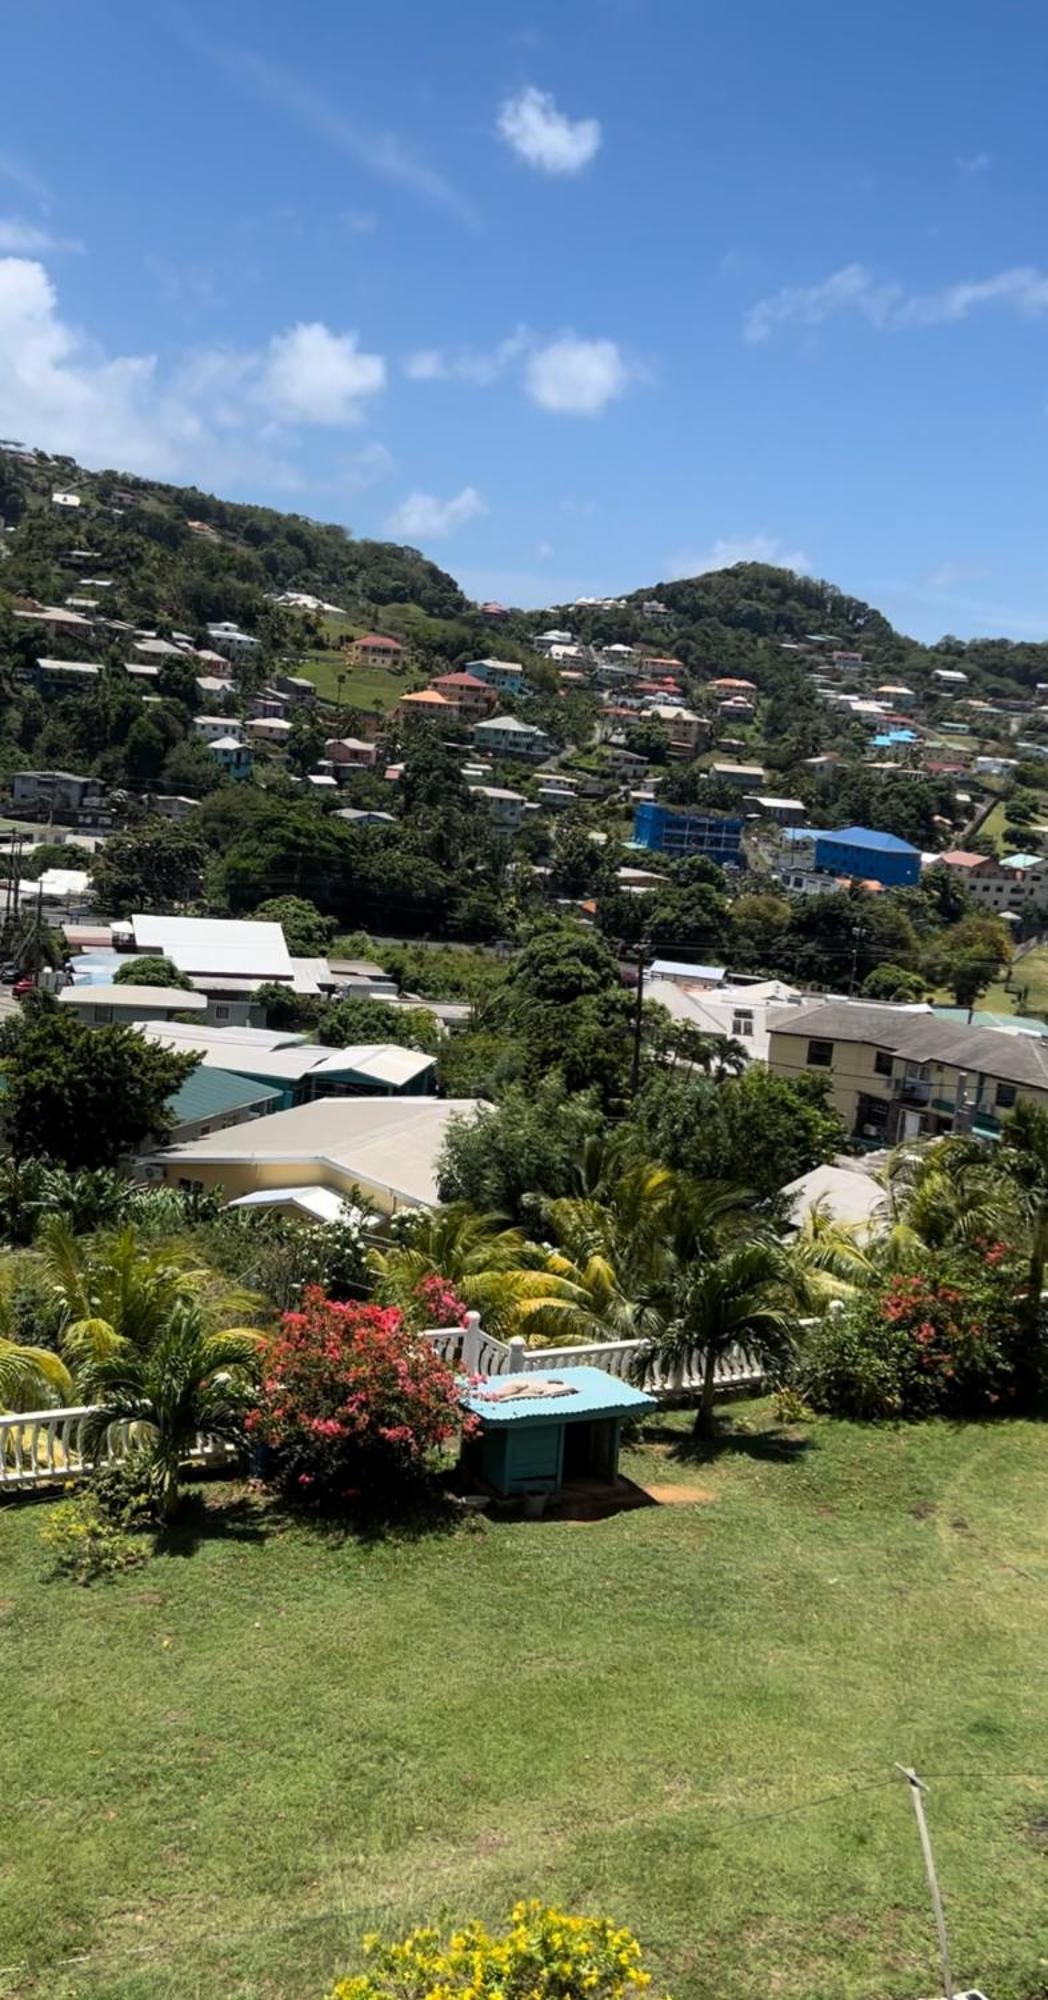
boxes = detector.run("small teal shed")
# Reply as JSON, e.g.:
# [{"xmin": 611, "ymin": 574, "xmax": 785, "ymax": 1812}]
[{"xmin": 459, "ymin": 1366, "xmax": 655, "ymax": 1499}]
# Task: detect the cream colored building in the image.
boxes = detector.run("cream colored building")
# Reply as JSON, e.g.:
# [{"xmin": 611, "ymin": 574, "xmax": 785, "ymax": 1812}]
[
  {"xmin": 767, "ymin": 999, "xmax": 1048, "ymax": 1144},
  {"xmin": 146, "ymin": 1095, "xmax": 481, "ymax": 1214}
]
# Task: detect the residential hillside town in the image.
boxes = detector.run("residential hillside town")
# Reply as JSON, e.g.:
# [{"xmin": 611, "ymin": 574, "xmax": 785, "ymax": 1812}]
[{"xmin": 5, "ymin": 430, "xmax": 1048, "ymax": 2000}]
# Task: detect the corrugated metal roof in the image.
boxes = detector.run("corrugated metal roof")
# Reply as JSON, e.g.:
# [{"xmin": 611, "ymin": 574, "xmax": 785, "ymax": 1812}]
[
  {"xmin": 816, "ymin": 826, "xmax": 920, "ymax": 854},
  {"xmin": 461, "ymin": 1366, "xmax": 654, "ymax": 1424},
  {"xmin": 131, "ymin": 915, "xmax": 292, "ymax": 980},
  {"xmin": 168, "ymin": 1066, "xmax": 282, "ymax": 1124}
]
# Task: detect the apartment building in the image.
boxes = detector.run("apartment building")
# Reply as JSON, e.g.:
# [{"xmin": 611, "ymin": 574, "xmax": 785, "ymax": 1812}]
[{"xmin": 767, "ymin": 999, "xmax": 1048, "ymax": 1144}]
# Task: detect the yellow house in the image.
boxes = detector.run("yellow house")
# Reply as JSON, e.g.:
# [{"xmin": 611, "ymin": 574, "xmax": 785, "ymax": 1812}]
[
  {"xmin": 766, "ymin": 999, "xmax": 1048, "ymax": 1146},
  {"xmin": 145, "ymin": 1095, "xmax": 480, "ymax": 1215}
]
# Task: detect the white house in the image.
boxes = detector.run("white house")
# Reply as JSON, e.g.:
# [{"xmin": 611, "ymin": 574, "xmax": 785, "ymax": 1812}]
[{"xmin": 471, "ymin": 715, "xmax": 550, "ymax": 759}]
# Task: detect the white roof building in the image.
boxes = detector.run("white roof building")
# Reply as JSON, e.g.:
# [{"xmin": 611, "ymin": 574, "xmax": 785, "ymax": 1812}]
[{"xmin": 124, "ymin": 915, "xmax": 294, "ymax": 983}]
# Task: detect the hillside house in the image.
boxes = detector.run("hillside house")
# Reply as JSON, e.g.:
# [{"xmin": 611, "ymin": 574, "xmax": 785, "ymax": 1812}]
[
  {"xmin": 195, "ymin": 715, "xmax": 243, "ymax": 744},
  {"xmin": 245, "ymin": 717, "xmax": 293, "ymax": 747},
  {"xmin": 471, "ymin": 715, "xmax": 550, "ymax": 759},
  {"xmin": 813, "ymin": 826, "xmax": 921, "ymax": 889},
  {"xmin": 30, "ymin": 657, "xmax": 101, "ymax": 695},
  {"xmin": 932, "ymin": 848, "xmax": 1048, "ymax": 914},
  {"xmin": 710, "ymin": 761, "xmax": 767, "ymax": 791},
  {"xmin": 352, "ymin": 633, "xmax": 406, "ymax": 667},
  {"xmin": 208, "ymin": 737, "xmax": 252, "ymax": 778},
  {"xmin": 394, "ymin": 689, "xmax": 456, "ymax": 725},
  {"xmin": 430, "ymin": 671, "xmax": 499, "ymax": 719},
  {"xmin": 11, "ymin": 770, "xmax": 102, "ymax": 813},
  {"xmin": 207, "ymin": 621, "xmax": 259, "ymax": 660},
  {"xmin": 469, "ymin": 784, "xmax": 528, "ymax": 831},
  {"xmin": 932, "ymin": 667, "xmax": 968, "ymax": 687},
  {"xmin": 324, "ymin": 736, "xmax": 378, "ymax": 770},
  {"xmin": 647, "ymin": 705, "xmax": 707, "ymax": 757},
  {"xmin": 465, "ymin": 658, "xmax": 525, "ymax": 695}
]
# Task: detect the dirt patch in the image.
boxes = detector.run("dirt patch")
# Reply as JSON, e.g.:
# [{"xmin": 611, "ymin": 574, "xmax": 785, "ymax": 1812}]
[
  {"xmin": 910, "ymin": 1500, "xmax": 936, "ymax": 1520},
  {"xmin": 640, "ymin": 1482, "xmax": 716, "ymax": 1505}
]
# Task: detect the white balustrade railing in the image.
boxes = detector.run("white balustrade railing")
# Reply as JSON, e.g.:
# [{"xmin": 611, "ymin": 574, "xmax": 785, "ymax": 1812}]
[
  {"xmin": 1, "ymin": 1315, "xmax": 767, "ymax": 1495},
  {"xmin": 419, "ymin": 1313, "xmax": 765, "ymax": 1396},
  {"xmin": 0, "ymin": 1405, "xmax": 234, "ymax": 1493}
]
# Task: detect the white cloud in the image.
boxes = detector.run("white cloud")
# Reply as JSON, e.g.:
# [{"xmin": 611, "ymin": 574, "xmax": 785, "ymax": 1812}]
[
  {"xmin": 0, "ymin": 255, "xmax": 382, "ymax": 487},
  {"xmin": 957, "ymin": 152, "xmax": 991, "ymax": 175},
  {"xmin": 343, "ymin": 441, "xmax": 395, "ymax": 489},
  {"xmin": 744, "ymin": 264, "xmax": 901, "ymax": 342},
  {"xmin": 261, "ymin": 321, "xmax": 385, "ymax": 424},
  {"xmin": 222, "ymin": 50, "xmax": 478, "ymax": 227},
  {"xmin": 535, "ymin": 538, "xmax": 554, "ymax": 559},
  {"xmin": 664, "ymin": 534, "xmax": 813, "ymax": 579},
  {"xmin": 496, "ymin": 85, "xmax": 601, "ymax": 175},
  {"xmin": 0, "ymin": 218, "xmax": 81, "ymax": 254},
  {"xmin": 386, "ymin": 486, "xmax": 487, "ymax": 540},
  {"xmin": 745, "ymin": 260, "xmax": 1048, "ymax": 341},
  {"xmin": 524, "ymin": 334, "xmax": 632, "ymax": 414},
  {"xmin": 403, "ymin": 326, "xmax": 530, "ymax": 386}
]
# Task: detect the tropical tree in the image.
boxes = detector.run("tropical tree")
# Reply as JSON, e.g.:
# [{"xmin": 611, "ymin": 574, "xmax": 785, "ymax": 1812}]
[
  {"xmin": 0, "ymin": 1336, "xmax": 73, "ymax": 1412},
  {"xmin": 789, "ymin": 1200, "xmax": 878, "ymax": 1310},
  {"xmin": 40, "ymin": 1220, "xmax": 263, "ymax": 1511},
  {"xmin": 76, "ymin": 1303, "xmax": 262, "ymax": 1518},
  {"xmin": 370, "ymin": 1204, "xmax": 606, "ymax": 1343},
  {"xmin": 878, "ymin": 1139, "xmax": 1012, "ymax": 1268},
  {"xmin": 653, "ymin": 1235, "xmax": 798, "ymax": 1436}
]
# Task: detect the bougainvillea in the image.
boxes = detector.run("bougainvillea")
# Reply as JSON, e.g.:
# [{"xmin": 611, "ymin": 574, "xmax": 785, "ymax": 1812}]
[
  {"xmin": 411, "ymin": 1272, "xmax": 469, "ymax": 1329},
  {"xmin": 248, "ymin": 1288, "xmax": 474, "ymax": 1510},
  {"xmin": 801, "ymin": 1250, "xmax": 1024, "ymax": 1420},
  {"xmin": 327, "ymin": 1902, "xmax": 656, "ymax": 2000}
]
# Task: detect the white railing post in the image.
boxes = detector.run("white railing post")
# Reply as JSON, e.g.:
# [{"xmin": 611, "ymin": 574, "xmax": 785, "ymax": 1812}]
[
  {"xmin": 461, "ymin": 1310, "xmax": 482, "ymax": 1373},
  {"xmin": 507, "ymin": 1335, "xmax": 527, "ymax": 1373}
]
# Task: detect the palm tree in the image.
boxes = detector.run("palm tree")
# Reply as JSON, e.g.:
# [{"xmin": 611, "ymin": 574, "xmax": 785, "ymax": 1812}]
[
  {"xmin": 370, "ymin": 1204, "xmax": 604, "ymax": 1343},
  {"xmin": 77, "ymin": 1302, "xmax": 262, "ymax": 1518},
  {"xmin": 41, "ymin": 1219, "xmax": 257, "ymax": 1360},
  {"xmin": 877, "ymin": 1138, "xmax": 1011, "ymax": 1266},
  {"xmin": 654, "ymin": 1237, "xmax": 798, "ymax": 1437},
  {"xmin": 0, "ymin": 1336, "xmax": 73, "ymax": 1413},
  {"xmin": 789, "ymin": 1200, "xmax": 878, "ymax": 1311},
  {"xmin": 41, "ymin": 1220, "xmax": 263, "ymax": 1514},
  {"xmin": 996, "ymin": 1103, "xmax": 1048, "ymax": 1379}
]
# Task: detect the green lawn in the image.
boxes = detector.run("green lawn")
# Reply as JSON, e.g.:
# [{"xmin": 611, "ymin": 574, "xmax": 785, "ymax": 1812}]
[
  {"xmin": 4, "ymin": 1406, "xmax": 1048, "ymax": 2000},
  {"xmin": 297, "ymin": 648, "xmax": 427, "ymax": 712}
]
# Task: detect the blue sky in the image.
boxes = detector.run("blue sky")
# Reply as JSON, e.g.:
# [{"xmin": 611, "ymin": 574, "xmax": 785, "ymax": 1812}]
[{"xmin": 3, "ymin": 0, "xmax": 1048, "ymax": 639}]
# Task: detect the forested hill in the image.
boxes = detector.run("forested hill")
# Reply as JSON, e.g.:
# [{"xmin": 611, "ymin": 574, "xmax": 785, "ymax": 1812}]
[
  {"xmin": 0, "ymin": 449, "xmax": 467, "ymax": 631},
  {"xmin": 2, "ymin": 444, "xmax": 1048, "ymax": 699}
]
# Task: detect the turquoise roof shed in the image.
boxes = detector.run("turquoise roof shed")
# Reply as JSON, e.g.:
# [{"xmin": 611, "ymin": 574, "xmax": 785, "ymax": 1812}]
[{"xmin": 459, "ymin": 1366, "xmax": 655, "ymax": 1500}]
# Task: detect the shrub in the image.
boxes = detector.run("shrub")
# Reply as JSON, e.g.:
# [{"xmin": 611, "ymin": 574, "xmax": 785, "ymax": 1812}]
[
  {"xmin": 800, "ymin": 1260, "xmax": 1023, "ymax": 1420},
  {"xmin": 327, "ymin": 1902, "xmax": 655, "ymax": 2000},
  {"xmin": 90, "ymin": 1451, "xmax": 164, "ymax": 1531},
  {"xmin": 40, "ymin": 1493, "xmax": 147, "ymax": 1585},
  {"xmin": 200, "ymin": 1207, "xmax": 372, "ymax": 1313},
  {"xmin": 249, "ymin": 1288, "xmax": 473, "ymax": 1511}
]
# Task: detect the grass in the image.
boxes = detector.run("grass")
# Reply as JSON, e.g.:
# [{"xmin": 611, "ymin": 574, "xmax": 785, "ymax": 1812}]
[{"xmin": 4, "ymin": 1404, "xmax": 1048, "ymax": 2000}]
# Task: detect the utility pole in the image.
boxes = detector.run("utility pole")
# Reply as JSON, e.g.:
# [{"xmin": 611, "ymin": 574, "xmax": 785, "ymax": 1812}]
[
  {"xmin": 628, "ymin": 940, "xmax": 653, "ymax": 1098},
  {"xmin": 849, "ymin": 922, "xmax": 864, "ymax": 995},
  {"xmin": 895, "ymin": 1766, "xmax": 954, "ymax": 2000}
]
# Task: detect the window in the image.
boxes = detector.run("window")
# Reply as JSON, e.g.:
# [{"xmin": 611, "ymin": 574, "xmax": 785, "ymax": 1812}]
[
  {"xmin": 996, "ymin": 1082, "xmax": 1017, "ymax": 1110},
  {"xmin": 214, "ymin": 1004, "xmax": 229, "ymax": 1021},
  {"xmin": 807, "ymin": 1038, "xmax": 833, "ymax": 1068},
  {"xmin": 732, "ymin": 1012, "xmax": 754, "ymax": 1037},
  {"xmin": 874, "ymin": 1049, "xmax": 893, "ymax": 1076}
]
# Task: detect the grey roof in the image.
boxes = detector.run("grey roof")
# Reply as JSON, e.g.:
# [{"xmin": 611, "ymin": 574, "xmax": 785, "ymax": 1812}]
[{"xmin": 768, "ymin": 998, "xmax": 1048, "ymax": 1089}]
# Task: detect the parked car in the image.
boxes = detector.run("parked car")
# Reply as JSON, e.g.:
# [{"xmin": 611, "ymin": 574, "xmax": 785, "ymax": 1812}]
[
  {"xmin": 0, "ymin": 963, "xmax": 19, "ymax": 983},
  {"xmin": 13, "ymin": 977, "xmax": 37, "ymax": 999}
]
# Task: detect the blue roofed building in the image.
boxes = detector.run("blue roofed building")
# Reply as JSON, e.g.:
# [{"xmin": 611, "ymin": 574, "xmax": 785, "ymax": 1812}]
[
  {"xmin": 813, "ymin": 825, "xmax": 921, "ymax": 888},
  {"xmin": 632, "ymin": 800, "xmax": 743, "ymax": 862}
]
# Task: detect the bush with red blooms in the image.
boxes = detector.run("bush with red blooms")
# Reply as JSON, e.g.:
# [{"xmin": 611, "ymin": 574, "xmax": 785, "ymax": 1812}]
[
  {"xmin": 801, "ymin": 1248, "xmax": 1025, "ymax": 1420},
  {"xmin": 248, "ymin": 1288, "xmax": 474, "ymax": 1511},
  {"xmin": 410, "ymin": 1273, "xmax": 469, "ymax": 1330}
]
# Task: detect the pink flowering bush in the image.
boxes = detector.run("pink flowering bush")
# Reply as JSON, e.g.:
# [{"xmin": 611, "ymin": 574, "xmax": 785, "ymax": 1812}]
[
  {"xmin": 410, "ymin": 1273, "xmax": 469, "ymax": 1330},
  {"xmin": 802, "ymin": 1251, "xmax": 1024, "ymax": 1419},
  {"xmin": 248, "ymin": 1287, "xmax": 474, "ymax": 1511}
]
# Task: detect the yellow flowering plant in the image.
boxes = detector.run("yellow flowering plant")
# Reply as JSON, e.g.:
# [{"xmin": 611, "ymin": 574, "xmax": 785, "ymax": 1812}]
[{"xmin": 328, "ymin": 1902, "xmax": 656, "ymax": 2000}]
